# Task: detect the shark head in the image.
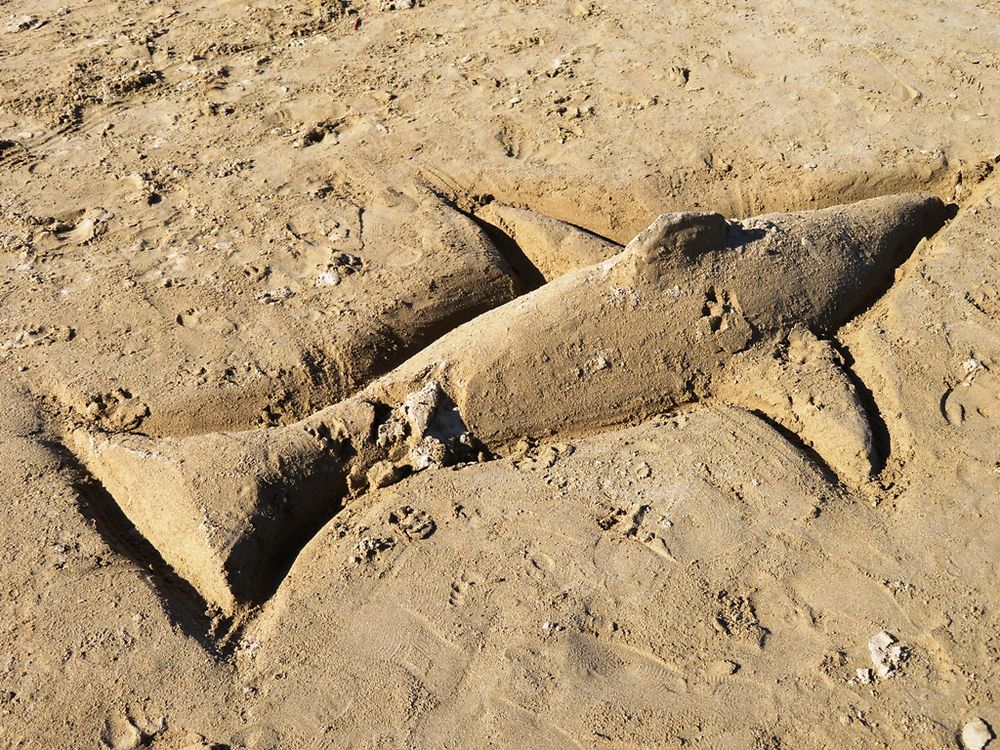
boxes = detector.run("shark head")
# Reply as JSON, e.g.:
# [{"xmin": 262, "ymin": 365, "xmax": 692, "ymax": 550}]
[
  {"xmin": 796, "ymin": 193, "xmax": 948, "ymax": 331},
  {"xmin": 616, "ymin": 193, "xmax": 949, "ymax": 334}
]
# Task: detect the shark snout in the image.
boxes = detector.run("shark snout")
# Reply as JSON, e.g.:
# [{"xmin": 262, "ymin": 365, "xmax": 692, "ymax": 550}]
[{"xmin": 864, "ymin": 193, "xmax": 948, "ymax": 268}]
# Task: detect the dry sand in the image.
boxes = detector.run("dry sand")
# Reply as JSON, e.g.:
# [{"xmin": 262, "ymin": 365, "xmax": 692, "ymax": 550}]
[{"xmin": 1, "ymin": 0, "xmax": 998, "ymax": 748}]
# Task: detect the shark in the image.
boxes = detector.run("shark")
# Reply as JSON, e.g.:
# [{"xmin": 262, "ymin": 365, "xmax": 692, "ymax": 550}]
[{"xmin": 72, "ymin": 192, "xmax": 947, "ymax": 615}]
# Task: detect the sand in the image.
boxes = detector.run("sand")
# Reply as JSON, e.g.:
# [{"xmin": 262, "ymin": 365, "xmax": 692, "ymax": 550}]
[{"xmin": 0, "ymin": 0, "xmax": 998, "ymax": 747}]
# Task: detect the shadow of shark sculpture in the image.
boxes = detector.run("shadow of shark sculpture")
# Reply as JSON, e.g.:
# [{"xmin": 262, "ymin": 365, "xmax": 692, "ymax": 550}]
[{"xmin": 73, "ymin": 193, "xmax": 947, "ymax": 615}]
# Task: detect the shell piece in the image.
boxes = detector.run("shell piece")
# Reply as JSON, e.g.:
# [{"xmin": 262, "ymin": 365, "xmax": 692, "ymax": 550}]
[
  {"xmin": 868, "ymin": 631, "xmax": 908, "ymax": 678},
  {"xmin": 962, "ymin": 719, "xmax": 995, "ymax": 750}
]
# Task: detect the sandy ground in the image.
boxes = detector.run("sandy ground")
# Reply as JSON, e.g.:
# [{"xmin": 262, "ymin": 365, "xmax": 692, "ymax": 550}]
[{"xmin": 1, "ymin": 0, "xmax": 999, "ymax": 748}]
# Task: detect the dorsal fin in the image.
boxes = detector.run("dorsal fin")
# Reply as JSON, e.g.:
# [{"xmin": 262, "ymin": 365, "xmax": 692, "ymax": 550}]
[{"xmin": 623, "ymin": 211, "xmax": 728, "ymax": 283}]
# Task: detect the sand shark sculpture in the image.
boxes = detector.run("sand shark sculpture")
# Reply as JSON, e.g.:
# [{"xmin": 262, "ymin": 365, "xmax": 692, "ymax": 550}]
[{"xmin": 73, "ymin": 193, "xmax": 947, "ymax": 614}]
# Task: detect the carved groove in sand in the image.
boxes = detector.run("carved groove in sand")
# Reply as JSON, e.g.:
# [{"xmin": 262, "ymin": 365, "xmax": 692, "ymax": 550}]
[{"xmin": 72, "ymin": 192, "xmax": 947, "ymax": 619}]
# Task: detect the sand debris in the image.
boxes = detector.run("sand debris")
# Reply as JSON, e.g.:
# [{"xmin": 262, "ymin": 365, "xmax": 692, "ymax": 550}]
[{"xmin": 255, "ymin": 287, "xmax": 294, "ymax": 305}]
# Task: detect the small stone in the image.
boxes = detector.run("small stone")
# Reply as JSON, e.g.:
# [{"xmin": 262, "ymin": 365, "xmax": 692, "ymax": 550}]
[
  {"xmin": 586, "ymin": 353, "xmax": 610, "ymax": 373},
  {"xmin": 962, "ymin": 718, "xmax": 995, "ymax": 750},
  {"xmin": 855, "ymin": 667, "xmax": 873, "ymax": 684}
]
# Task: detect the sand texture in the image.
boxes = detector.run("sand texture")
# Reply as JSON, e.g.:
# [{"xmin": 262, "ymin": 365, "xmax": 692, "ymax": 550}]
[{"xmin": 1, "ymin": 0, "xmax": 998, "ymax": 747}]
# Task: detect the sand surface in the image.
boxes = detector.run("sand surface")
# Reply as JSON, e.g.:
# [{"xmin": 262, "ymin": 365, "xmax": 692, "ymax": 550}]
[{"xmin": 1, "ymin": 0, "xmax": 998, "ymax": 747}]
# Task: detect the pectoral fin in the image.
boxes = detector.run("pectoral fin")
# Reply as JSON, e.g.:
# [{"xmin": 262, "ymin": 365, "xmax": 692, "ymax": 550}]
[{"xmin": 714, "ymin": 327, "xmax": 877, "ymax": 483}]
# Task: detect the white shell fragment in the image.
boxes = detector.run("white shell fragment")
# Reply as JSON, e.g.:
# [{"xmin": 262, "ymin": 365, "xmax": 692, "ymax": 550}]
[
  {"xmin": 868, "ymin": 631, "xmax": 908, "ymax": 679},
  {"xmin": 962, "ymin": 718, "xmax": 995, "ymax": 750},
  {"xmin": 315, "ymin": 268, "xmax": 342, "ymax": 287}
]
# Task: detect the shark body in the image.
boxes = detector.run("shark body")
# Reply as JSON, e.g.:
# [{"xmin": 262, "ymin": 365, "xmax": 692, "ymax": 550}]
[{"xmin": 75, "ymin": 193, "xmax": 947, "ymax": 614}]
